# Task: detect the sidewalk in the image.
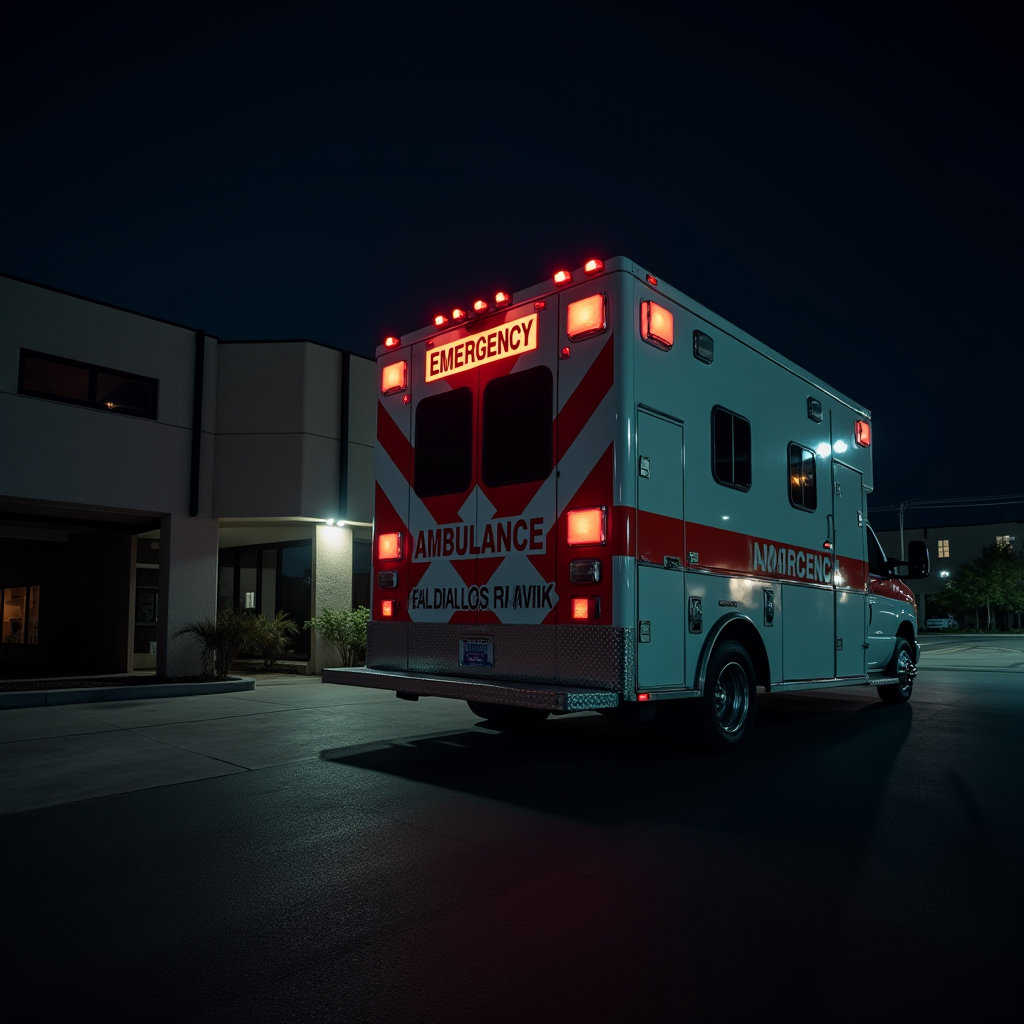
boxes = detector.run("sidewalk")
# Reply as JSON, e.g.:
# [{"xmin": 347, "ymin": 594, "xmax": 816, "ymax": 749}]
[{"xmin": 0, "ymin": 674, "xmax": 477, "ymax": 815}]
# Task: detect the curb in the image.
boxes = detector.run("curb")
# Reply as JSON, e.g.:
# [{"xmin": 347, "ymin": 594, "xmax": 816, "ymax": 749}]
[{"xmin": 0, "ymin": 678, "xmax": 256, "ymax": 711}]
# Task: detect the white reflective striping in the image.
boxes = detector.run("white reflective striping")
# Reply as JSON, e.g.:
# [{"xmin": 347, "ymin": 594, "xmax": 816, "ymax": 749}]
[
  {"xmin": 376, "ymin": 445, "xmax": 437, "ymax": 531},
  {"xmin": 556, "ymin": 388, "xmax": 615, "ymax": 516},
  {"xmin": 380, "ymin": 389, "xmax": 411, "ymax": 440}
]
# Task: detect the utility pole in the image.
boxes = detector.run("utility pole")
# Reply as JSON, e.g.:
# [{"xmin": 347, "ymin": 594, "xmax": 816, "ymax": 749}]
[{"xmin": 899, "ymin": 500, "xmax": 909, "ymax": 560}]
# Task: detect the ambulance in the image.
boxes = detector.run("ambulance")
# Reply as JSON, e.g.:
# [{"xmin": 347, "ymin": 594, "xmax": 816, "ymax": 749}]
[{"xmin": 327, "ymin": 257, "xmax": 930, "ymax": 751}]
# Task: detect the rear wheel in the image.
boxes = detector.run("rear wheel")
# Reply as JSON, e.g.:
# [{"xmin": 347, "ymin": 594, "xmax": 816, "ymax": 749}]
[
  {"xmin": 698, "ymin": 640, "xmax": 757, "ymax": 753},
  {"xmin": 877, "ymin": 637, "xmax": 914, "ymax": 704},
  {"xmin": 467, "ymin": 701, "xmax": 550, "ymax": 727}
]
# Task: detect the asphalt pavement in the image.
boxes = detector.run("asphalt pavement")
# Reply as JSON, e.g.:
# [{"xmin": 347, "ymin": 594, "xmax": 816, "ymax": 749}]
[{"xmin": 1, "ymin": 637, "xmax": 1021, "ymax": 1023}]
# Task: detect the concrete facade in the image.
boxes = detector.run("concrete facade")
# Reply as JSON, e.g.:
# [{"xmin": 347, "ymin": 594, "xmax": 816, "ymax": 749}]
[{"xmin": 1, "ymin": 273, "xmax": 374, "ymax": 678}]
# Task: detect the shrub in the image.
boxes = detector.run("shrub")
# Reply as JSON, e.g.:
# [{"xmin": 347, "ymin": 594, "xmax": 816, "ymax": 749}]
[
  {"xmin": 305, "ymin": 606, "xmax": 370, "ymax": 666},
  {"xmin": 248, "ymin": 610, "xmax": 299, "ymax": 670},
  {"xmin": 175, "ymin": 609, "xmax": 258, "ymax": 679}
]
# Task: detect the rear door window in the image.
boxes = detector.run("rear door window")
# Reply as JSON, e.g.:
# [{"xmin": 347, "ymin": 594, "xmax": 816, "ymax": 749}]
[
  {"xmin": 414, "ymin": 387, "xmax": 473, "ymax": 497},
  {"xmin": 482, "ymin": 366, "xmax": 553, "ymax": 487}
]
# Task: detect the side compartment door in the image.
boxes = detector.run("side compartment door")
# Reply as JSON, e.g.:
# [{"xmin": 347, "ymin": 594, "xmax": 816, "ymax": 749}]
[
  {"xmin": 636, "ymin": 408, "xmax": 685, "ymax": 689},
  {"xmin": 832, "ymin": 461, "xmax": 867, "ymax": 677}
]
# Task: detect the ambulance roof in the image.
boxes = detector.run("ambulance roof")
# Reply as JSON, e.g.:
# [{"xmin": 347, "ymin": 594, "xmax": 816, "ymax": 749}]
[{"xmin": 381, "ymin": 256, "xmax": 870, "ymax": 419}]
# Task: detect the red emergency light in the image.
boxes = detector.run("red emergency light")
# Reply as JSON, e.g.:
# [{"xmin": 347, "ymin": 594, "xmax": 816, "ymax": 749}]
[
  {"xmin": 434, "ymin": 313, "xmax": 449, "ymax": 329},
  {"xmin": 646, "ymin": 275, "xmax": 658, "ymax": 286},
  {"xmin": 381, "ymin": 361, "xmax": 407, "ymax": 395},
  {"xmin": 553, "ymin": 269, "xmax": 573, "ymax": 285},
  {"xmin": 567, "ymin": 507, "xmax": 607, "ymax": 546},
  {"xmin": 472, "ymin": 299, "xmax": 489, "ymax": 314},
  {"xmin": 384, "ymin": 336, "xmax": 400, "ymax": 349},
  {"xmin": 855, "ymin": 420, "xmax": 872, "ymax": 447},
  {"xmin": 637, "ymin": 692, "xmax": 651, "ymax": 701},
  {"xmin": 566, "ymin": 294, "xmax": 606, "ymax": 341},
  {"xmin": 640, "ymin": 300, "xmax": 674, "ymax": 350},
  {"xmin": 378, "ymin": 532, "xmax": 402, "ymax": 561},
  {"xmin": 584, "ymin": 258, "xmax": 604, "ymax": 275},
  {"xmin": 494, "ymin": 291, "xmax": 512, "ymax": 308},
  {"xmin": 451, "ymin": 308, "xmax": 468, "ymax": 323}
]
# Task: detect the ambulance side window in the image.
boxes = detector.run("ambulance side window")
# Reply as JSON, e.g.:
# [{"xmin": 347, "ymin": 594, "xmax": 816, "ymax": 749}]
[
  {"xmin": 414, "ymin": 388, "xmax": 473, "ymax": 497},
  {"xmin": 711, "ymin": 406, "xmax": 752, "ymax": 491},
  {"xmin": 482, "ymin": 366, "xmax": 552, "ymax": 487},
  {"xmin": 866, "ymin": 526, "xmax": 887, "ymax": 576},
  {"xmin": 788, "ymin": 443, "xmax": 817, "ymax": 511}
]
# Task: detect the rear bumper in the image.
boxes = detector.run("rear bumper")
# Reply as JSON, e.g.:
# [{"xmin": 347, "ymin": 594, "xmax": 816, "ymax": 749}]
[{"xmin": 323, "ymin": 666, "xmax": 620, "ymax": 713}]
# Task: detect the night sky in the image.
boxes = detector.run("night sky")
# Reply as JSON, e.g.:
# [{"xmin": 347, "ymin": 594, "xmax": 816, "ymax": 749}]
[{"xmin": 3, "ymin": 3, "xmax": 1021, "ymax": 530}]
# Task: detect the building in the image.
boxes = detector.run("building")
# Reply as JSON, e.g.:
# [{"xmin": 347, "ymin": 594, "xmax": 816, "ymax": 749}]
[
  {"xmin": 875, "ymin": 520, "xmax": 1022, "ymax": 624},
  {"xmin": 0, "ymin": 272, "xmax": 375, "ymax": 678}
]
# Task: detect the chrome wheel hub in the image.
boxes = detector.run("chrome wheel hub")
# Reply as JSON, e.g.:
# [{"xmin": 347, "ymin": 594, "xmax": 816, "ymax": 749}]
[{"xmin": 713, "ymin": 662, "xmax": 750, "ymax": 734}]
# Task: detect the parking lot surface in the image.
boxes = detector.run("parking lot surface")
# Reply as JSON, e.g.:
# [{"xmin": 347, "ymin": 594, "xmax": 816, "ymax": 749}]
[{"xmin": 1, "ymin": 639, "xmax": 1021, "ymax": 1023}]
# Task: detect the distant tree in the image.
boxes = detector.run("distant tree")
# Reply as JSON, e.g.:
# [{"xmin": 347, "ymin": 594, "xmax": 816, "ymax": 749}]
[{"xmin": 943, "ymin": 544, "xmax": 1024, "ymax": 631}]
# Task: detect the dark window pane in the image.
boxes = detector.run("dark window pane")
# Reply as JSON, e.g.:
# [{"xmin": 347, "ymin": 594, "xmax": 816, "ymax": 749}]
[
  {"xmin": 482, "ymin": 366, "xmax": 552, "ymax": 487},
  {"xmin": 280, "ymin": 543, "xmax": 312, "ymax": 657},
  {"xmin": 788, "ymin": 444, "xmax": 816, "ymax": 511},
  {"xmin": 867, "ymin": 528, "xmax": 887, "ymax": 576},
  {"xmin": 733, "ymin": 415, "xmax": 751, "ymax": 489},
  {"xmin": 21, "ymin": 353, "xmax": 90, "ymax": 401},
  {"xmin": 415, "ymin": 388, "xmax": 473, "ymax": 497},
  {"xmin": 713, "ymin": 408, "xmax": 733, "ymax": 484},
  {"xmin": 96, "ymin": 372, "xmax": 156, "ymax": 417}
]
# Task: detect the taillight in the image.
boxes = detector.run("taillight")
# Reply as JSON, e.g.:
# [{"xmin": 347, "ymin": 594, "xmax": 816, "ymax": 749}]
[
  {"xmin": 856, "ymin": 420, "xmax": 871, "ymax": 447},
  {"xmin": 381, "ymin": 361, "xmax": 407, "ymax": 395},
  {"xmin": 378, "ymin": 532, "xmax": 402, "ymax": 560},
  {"xmin": 381, "ymin": 599, "xmax": 394, "ymax": 618},
  {"xmin": 640, "ymin": 300, "xmax": 674, "ymax": 350},
  {"xmin": 494, "ymin": 290, "xmax": 511, "ymax": 308},
  {"xmin": 384, "ymin": 336, "xmax": 399, "ymax": 348},
  {"xmin": 566, "ymin": 294, "xmax": 607, "ymax": 341},
  {"xmin": 584, "ymin": 258, "xmax": 604, "ymax": 275},
  {"xmin": 637, "ymin": 692, "xmax": 651, "ymax": 701},
  {"xmin": 567, "ymin": 507, "xmax": 607, "ymax": 546},
  {"xmin": 571, "ymin": 597, "xmax": 600, "ymax": 621}
]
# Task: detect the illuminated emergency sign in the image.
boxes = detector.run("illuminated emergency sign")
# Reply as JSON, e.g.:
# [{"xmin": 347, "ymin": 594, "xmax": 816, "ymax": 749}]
[{"xmin": 425, "ymin": 311, "xmax": 537, "ymax": 382}]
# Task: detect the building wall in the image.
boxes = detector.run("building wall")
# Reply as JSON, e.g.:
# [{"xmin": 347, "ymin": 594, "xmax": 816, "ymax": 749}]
[{"xmin": 875, "ymin": 521, "xmax": 1022, "ymax": 621}]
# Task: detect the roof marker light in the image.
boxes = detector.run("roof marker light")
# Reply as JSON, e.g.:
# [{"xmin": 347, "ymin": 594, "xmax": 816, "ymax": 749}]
[
  {"xmin": 553, "ymin": 269, "xmax": 573, "ymax": 285},
  {"xmin": 384, "ymin": 336, "xmax": 400, "ymax": 349},
  {"xmin": 434, "ymin": 313, "xmax": 449, "ymax": 329},
  {"xmin": 534, "ymin": 300, "xmax": 546, "ymax": 310},
  {"xmin": 855, "ymin": 420, "xmax": 872, "ymax": 447},
  {"xmin": 584, "ymin": 258, "xmax": 604, "ymax": 275},
  {"xmin": 381, "ymin": 361, "xmax": 407, "ymax": 394},
  {"xmin": 472, "ymin": 299, "xmax": 489, "ymax": 314},
  {"xmin": 451, "ymin": 308, "xmax": 467, "ymax": 323},
  {"xmin": 646, "ymin": 274, "xmax": 657, "ymax": 286},
  {"xmin": 567, "ymin": 506, "xmax": 607, "ymax": 546},
  {"xmin": 560, "ymin": 346, "xmax": 571, "ymax": 360},
  {"xmin": 494, "ymin": 290, "xmax": 512, "ymax": 308}
]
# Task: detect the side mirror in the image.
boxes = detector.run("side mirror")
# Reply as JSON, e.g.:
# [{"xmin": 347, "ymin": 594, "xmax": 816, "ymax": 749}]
[{"xmin": 891, "ymin": 540, "xmax": 930, "ymax": 580}]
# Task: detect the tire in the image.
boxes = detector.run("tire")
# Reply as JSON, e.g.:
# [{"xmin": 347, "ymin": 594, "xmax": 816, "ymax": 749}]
[
  {"xmin": 698, "ymin": 640, "xmax": 757, "ymax": 753},
  {"xmin": 466, "ymin": 701, "xmax": 550, "ymax": 727},
  {"xmin": 877, "ymin": 637, "xmax": 914, "ymax": 704}
]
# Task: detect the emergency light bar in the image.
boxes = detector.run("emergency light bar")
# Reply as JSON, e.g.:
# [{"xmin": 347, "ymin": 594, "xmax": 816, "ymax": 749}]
[
  {"xmin": 472, "ymin": 299, "xmax": 489, "ymax": 314},
  {"xmin": 434, "ymin": 314, "xmax": 449, "ymax": 329},
  {"xmin": 553, "ymin": 269, "xmax": 572, "ymax": 285},
  {"xmin": 566, "ymin": 294, "xmax": 607, "ymax": 341},
  {"xmin": 384, "ymin": 336, "xmax": 399, "ymax": 349},
  {"xmin": 584, "ymin": 258, "xmax": 604, "ymax": 275},
  {"xmin": 641, "ymin": 301, "xmax": 673, "ymax": 350},
  {"xmin": 381, "ymin": 361, "xmax": 407, "ymax": 395},
  {"xmin": 494, "ymin": 291, "xmax": 511, "ymax": 308}
]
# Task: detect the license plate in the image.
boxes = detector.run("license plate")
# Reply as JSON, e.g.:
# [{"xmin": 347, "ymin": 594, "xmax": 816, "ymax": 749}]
[{"xmin": 460, "ymin": 637, "xmax": 493, "ymax": 669}]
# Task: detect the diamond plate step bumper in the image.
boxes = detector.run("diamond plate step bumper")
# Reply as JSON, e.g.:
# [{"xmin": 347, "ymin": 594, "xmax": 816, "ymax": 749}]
[{"xmin": 323, "ymin": 667, "xmax": 621, "ymax": 713}]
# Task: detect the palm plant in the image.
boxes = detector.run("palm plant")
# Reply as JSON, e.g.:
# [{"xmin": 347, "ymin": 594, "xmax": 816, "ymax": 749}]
[{"xmin": 175, "ymin": 609, "xmax": 257, "ymax": 679}]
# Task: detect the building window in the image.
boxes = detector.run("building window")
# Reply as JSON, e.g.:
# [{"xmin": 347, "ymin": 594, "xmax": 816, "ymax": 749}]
[
  {"xmin": 712, "ymin": 406, "xmax": 752, "ymax": 491},
  {"xmin": 2, "ymin": 586, "xmax": 40, "ymax": 645},
  {"xmin": 482, "ymin": 366, "xmax": 553, "ymax": 488},
  {"xmin": 996, "ymin": 535, "xmax": 1013, "ymax": 550},
  {"xmin": 937, "ymin": 539, "xmax": 950, "ymax": 558},
  {"xmin": 787, "ymin": 443, "xmax": 817, "ymax": 512},
  {"xmin": 18, "ymin": 349, "xmax": 158, "ymax": 419}
]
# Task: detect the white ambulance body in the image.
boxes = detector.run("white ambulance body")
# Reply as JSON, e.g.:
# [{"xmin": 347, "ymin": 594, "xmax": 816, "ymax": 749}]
[{"xmin": 329, "ymin": 257, "xmax": 929, "ymax": 750}]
